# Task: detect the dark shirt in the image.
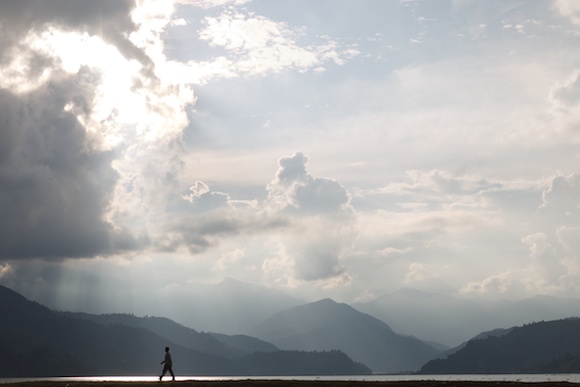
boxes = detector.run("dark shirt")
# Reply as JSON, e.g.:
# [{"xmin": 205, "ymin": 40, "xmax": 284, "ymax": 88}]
[{"xmin": 164, "ymin": 352, "xmax": 172, "ymax": 366}]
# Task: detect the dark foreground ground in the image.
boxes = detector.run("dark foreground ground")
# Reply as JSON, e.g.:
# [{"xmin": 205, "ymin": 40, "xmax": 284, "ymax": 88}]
[{"xmin": 2, "ymin": 380, "xmax": 579, "ymax": 387}]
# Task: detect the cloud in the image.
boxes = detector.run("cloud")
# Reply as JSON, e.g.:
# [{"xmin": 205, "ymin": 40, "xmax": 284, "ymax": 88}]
[
  {"xmin": 539, "ymin": 174, "xmax": 580, "ymax": 221},
  {"xmin": 158, "ymin": 210, "xmax": 286, "ymax": 254},
  {"xmin": 460, "ymin": 181, "xmax": 580, "ymax": 298},
  {"xmin": 267, "ymin": 152, "xmax": 351, "ymax": 214},
  {"xmin": 461, "ymin": 272, "xmax": 512, "ymax": 295},
  {"xmin": 545, "ymin": 70, "xmax": 580, "ymax": 144},
  {"xmin": 0, "ymin": 1, "xmax": 144, "ymax": 67},
  {"xmin": 182, "ymin": 181, "xmax": 231, "ymax": 212},
  {"xmin": 550, "ymin": 70, "xmax": 580, "ymax": 109},
  {"xmin": 405, "ymin": 262, "xmax": 438, "ymax": 285},
  {"xmin": 0, "ymin": 80, "xmax": 137, "ymax": 260},
  {"xmin": 0, "ymin": 0, "xmax": 195, "ymax": 260},
  {"xmin": 196, "ymin": 8, "xmax": 358, "ymax": 78},
  {"xmin": 155, "ymin": 152, "xmax": 355, "ymax": 288},
  {"xmin": 181, "ymin": 0, "xmax": 253, "ymax": 9},
  {"xmin": 261, "ymin": 152, "xmax": 355, "ymax": 285},
  {"xmin": 554, "ymin": 0, "xmax": 580, "ymax": 26}
]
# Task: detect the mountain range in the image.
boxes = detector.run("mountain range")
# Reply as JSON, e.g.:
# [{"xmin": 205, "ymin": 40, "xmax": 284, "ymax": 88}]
[
  {"xmin": 249, "ymin": 298, "xmax": 440, "ymax": 373},
  {"xmin": 0, "ymin": 284, "xmax": 370, "ymax": 377},
  {"xmin": 420, "ymin": 317, "xmax": 580, "ymax": 373},
  {"xmin": 119, "ymin": 278, "xmax": 580, "ymax": 349},
  {"xmin": 156, "ymin": 278, "xmax": 304, "ymax": 334},
  {"xmin": 354, "ymin": 287, "xmax": 580, "ymax": 346},
  {"xmin": 3, "ymin": 277, "xmax": 580, "ymax": 376}
]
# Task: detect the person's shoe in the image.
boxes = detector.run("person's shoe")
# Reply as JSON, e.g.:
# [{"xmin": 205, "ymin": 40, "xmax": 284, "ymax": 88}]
[{"xmin": 159, "ymin": 376, "xmax": 162, "ymax": 381}]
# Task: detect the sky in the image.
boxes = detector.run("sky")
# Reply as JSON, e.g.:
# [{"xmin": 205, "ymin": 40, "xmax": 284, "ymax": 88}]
[{"xmin": 1, "ymin": 0, "xmax": 580, "ymax": 317}]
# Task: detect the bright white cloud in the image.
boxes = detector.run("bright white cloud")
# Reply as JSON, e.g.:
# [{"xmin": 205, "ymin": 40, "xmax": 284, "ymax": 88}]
[
  {"xmin": 197, "ymin": 9, "xmax": 358, "ymax": 77},
  {"xmin": 180, "ymin": 0, "xmax": 253, "ymax": 9}
]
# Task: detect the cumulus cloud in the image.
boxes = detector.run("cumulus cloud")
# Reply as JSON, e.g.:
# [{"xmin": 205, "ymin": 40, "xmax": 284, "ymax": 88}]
[
  {"xmin": 542, "ymin": 70, "xmax": 580, "ymax": 144},
  {"xmin": 182, "ymin": 181, "xmax": 231, "ymax": 212},
  {"xmin": 260, "ymin": 152, "xmax": 355, "ymax": 285},
  {"xmin": 267, "ymin": 152, "xmax": 351, "ymax": 213},
  {"xmin": 157, "ymin": 152, "xmax": 355, "ymax": 287},
  {"xmin": 0, "ymin": 0, "xmax": 195, "ymax": 260},
  {"xmin": 0, "ymin": 74, "xmax": 137, "ymax": 260},
  {"xmin": 0, "ymin": 0, "xmax": 360, "ymax": 267},
  {"xmin": 539, "ymin": 174, "xmax": 580, "ymax": 221},
  {"xmin": 461, "ymin": 272, "xmax": 512, "ymax": 295}
]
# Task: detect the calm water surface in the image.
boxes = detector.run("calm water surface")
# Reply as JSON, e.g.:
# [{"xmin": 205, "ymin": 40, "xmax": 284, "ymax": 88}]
[{"xmin": 2, "ymin": 374, "xmax": 580, "ymax": 384}]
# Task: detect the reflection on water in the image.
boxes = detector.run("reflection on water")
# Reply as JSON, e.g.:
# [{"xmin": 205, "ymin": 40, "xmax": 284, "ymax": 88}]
[{"xmin": 2, "ymin": 374, "xmax": 580, "ymax": 384}]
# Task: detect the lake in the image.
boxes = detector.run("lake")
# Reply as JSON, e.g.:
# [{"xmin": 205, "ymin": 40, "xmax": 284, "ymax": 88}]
[{"xmin": 2, "ymin": 374, "xmax": 580, "ymax": 384}]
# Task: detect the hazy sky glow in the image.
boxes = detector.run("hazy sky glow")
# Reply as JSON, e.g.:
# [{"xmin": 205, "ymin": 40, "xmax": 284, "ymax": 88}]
[{"xmin": 2, "ymin": 0, "xmax": 580, "ymax": 317}]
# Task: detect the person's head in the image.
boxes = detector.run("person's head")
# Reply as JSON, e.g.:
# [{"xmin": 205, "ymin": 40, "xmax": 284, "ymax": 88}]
[{"xmin": 165, "ymin": 347, "xmax": 170, "ymax": 352}]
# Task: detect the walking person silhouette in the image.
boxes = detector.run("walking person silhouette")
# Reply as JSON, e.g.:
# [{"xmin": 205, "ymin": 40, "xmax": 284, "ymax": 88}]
[{"xmin": 159, "ymin": 346, "xmax": 175, "ymax": 381}]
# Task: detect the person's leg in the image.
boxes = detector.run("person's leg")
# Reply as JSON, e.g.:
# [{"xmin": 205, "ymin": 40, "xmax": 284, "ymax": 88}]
[
  {"xmin": 169, "ymin": 366, "xmax": 175, "ymax": 381},
  {"xmin": 160, "ymin": 364, "xmax": 169, "ymax": 380}
]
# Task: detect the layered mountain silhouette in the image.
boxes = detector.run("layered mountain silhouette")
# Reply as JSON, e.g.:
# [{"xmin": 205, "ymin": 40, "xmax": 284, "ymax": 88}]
[
  {"xmin": 249, "ymin": 298, "xmax": 441, "ymax": 373},
  {"xmin": 5, "ymin": 277, "xmax": 580, "ymax": 377},
  {"xmin": 355, "ymin": 287, "xmax": 580, "ymax": 347},
  {"xmin": 38, "ymin": 277, "xmax": 580, "ymax": 350},
  {"xmin": 61, "ymin": 312, "xmax": 277, "ymax": 358},
  {"xmin": 160, "ymin": 277, "xmax": 304, "ymax": 334},
  {"xmin": 419, "ymin": 317, "xmax": 580, "ymax": 373},
  {"xmin": 0, "ymin": 284, "xmax": 369, "ymax": 377}
]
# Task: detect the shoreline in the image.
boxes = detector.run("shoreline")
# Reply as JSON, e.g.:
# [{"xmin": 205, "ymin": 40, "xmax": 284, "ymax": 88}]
[{"xmin": 2, "ymin": 379, "xmax": 580, "ymax": 387}]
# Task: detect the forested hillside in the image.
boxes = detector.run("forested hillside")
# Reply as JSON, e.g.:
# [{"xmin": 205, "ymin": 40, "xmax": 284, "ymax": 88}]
[
  {"xmin": 420, "ymin": 318, "xmax": 580, "ymax": 374},
  {"xmin": 0, "ymin": 285, "xmax": 369, "ymax": 376},
  {"xmin": 251, "ymin": 298, "xmax": 441, "ymax": 373}
]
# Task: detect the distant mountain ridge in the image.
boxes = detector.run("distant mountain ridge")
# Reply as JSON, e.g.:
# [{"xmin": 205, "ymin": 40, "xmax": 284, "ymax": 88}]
[
  {"xmin": 5, "ymin": 277, "xmax": 580, "ymax": 376},
  {"xmin": 355, "ymin": 287, "xmax": 580, "ymax": 346},
  {"xmin": 161, "ymin": 277, "xmax": 304, "ymax": 334},
  {"xmin": 420, "ymin": 317, "xmax": 580, "ymax": 374},
  {"xmin": 0, "ymin": 284, "xmax": 370, "ymax": 376},
  {"xmin": 61, "ymin": 312, "xmax": 277, "ymax": 358},
  {"xmin": 0, "ymin": 284, "xmax": 238, "ymax": 376},
  {"xmin": 250, "ymin": 298, "xmax": 441, "ymax": 373}
]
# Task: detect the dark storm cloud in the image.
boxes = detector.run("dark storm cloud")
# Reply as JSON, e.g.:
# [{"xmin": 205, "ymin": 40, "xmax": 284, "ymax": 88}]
[
  {"xmin": 0, "ymin": 0, "xmax": 148, "ymax": 260},
  {"xmin": 159, "ymin": 212, "xmax": 288, "ymax": 254},
  {"xmin": 0, "ymin": 78, "xmax": 138, "ymax": 260},
  {"xmin": 0, "ymin": 1, "xmax": 147, "ymax": 67}
]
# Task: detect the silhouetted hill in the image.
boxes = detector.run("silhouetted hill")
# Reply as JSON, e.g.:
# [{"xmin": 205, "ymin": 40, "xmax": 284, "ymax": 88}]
[
  {"xmin": 0, "ymin": 284, "xmax": 368, "ymax": 377},
  {"xmin": 434, "ymin": 327, "xmax": 513, "ymax": 360},
  {"xmin": 62, "ymin": 313, "xmax": 238, "ymax": 357},
  {"xmin": 0, "ymin": 284, "xmax": 240, "ymax": 376},
  {"xmin": 419, "ymin": 318, "xmax": 580, "ymax": 374},
  {"xmin": 63, "ymin": 312, "xmax": 279, "ymax": 358},
  {"xmin": 356, "ymin": 288, "xmax": 580, "ymax": 347},
  {"xmin": 210, "ymin": 333, "xmax": 279, "ymax": 354},
  {"xmin": 524, "ymin": 352, "xmax": 580, "ymax": 373},
  {"xmin": 250, "ymin": 298, "xmax": 442, "ymax": 373}
]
